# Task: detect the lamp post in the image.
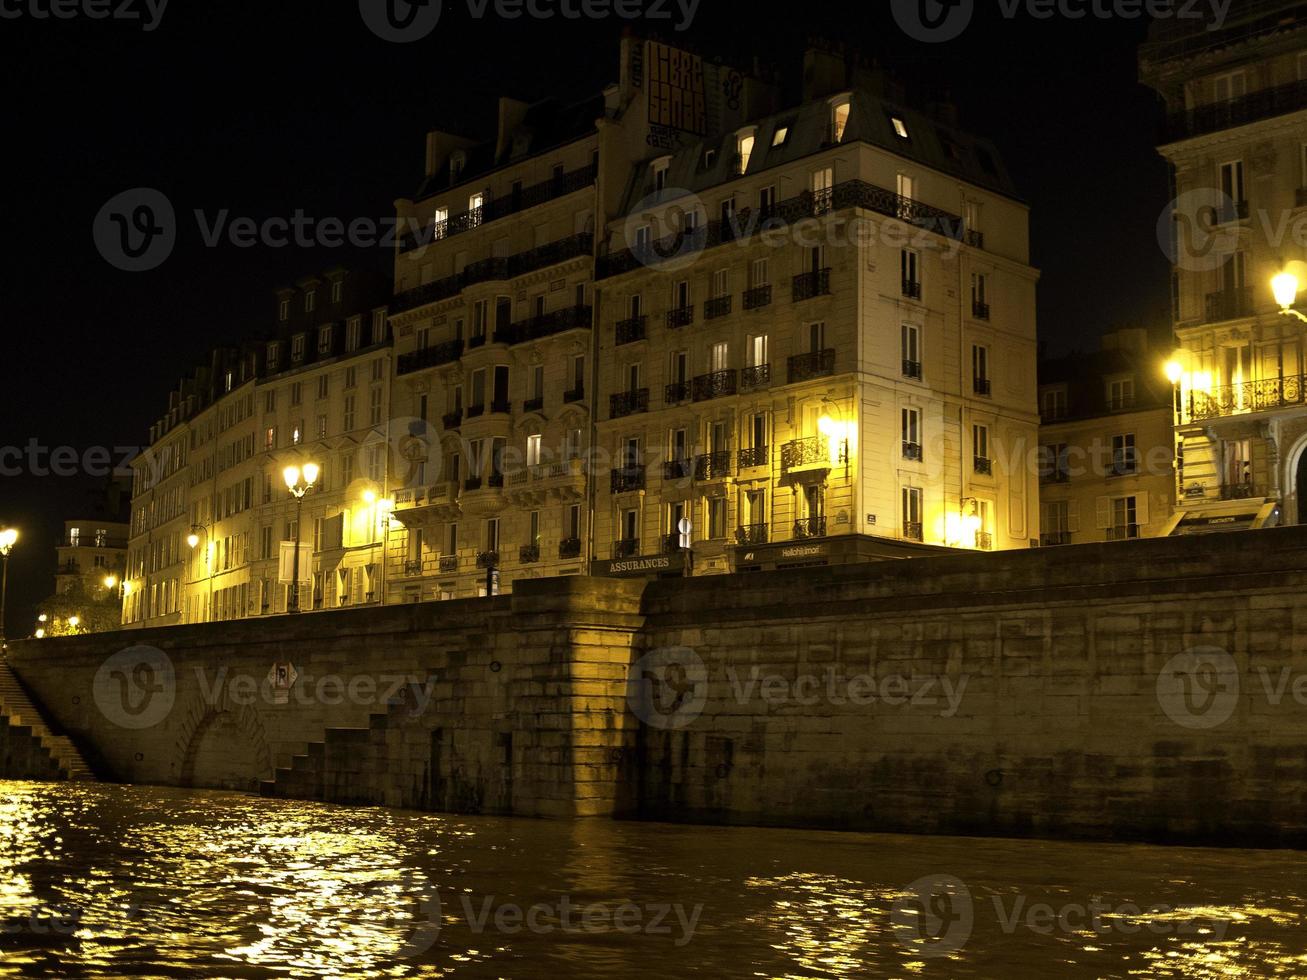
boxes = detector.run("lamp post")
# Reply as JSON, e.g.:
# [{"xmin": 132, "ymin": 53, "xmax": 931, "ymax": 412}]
[
  {"xmin": 284, "ymin": 462, "xmax": 319, "ymax": 613},
  {"xmin": 1273, "ymin": 268, "xmax": 1307, "ymax": 323},
  {"xmin": 0, "ymin": 528, "xmax": 18, "ymax": 655},
  {"xmin": 186, "ymin": 524, "xmax": 214, "ymax": 623}
]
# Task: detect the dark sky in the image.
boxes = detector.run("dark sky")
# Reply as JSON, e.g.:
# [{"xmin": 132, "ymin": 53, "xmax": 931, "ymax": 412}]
[{"xmin": 0, "ymin": 0, "xmax": 1171, "ymax": 636}]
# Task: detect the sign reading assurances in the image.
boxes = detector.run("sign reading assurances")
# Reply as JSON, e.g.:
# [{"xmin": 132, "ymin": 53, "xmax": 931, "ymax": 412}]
[
  {"xmin": 647, "ymin": 41, "xmax": 706, "ymax": 135},
  {"xmin": 592, "ymin": 552, "xmax": 687, "ymax": 578}
]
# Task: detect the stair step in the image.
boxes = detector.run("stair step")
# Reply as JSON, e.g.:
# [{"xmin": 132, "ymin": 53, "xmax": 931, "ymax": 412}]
[{"xmin": 0, "ymin": 663, "xmax": 97, "ymax": 783}]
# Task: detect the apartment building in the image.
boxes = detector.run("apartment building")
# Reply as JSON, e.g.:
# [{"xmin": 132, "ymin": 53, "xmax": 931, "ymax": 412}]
[
  {"xmin": 1037, "ymin": 328, "xmax": 1177, "ymax": 544},
  {"xmin": 124, "ymin": 269, "xmax": 393, "ymax": 626},
  {"xmin": 591, "ymin": 45, "xmax": 1041, "ymax": 574},
  {"xmin": 1141, "ymin": 2, "xmax": 1307, "ymax": 532}
]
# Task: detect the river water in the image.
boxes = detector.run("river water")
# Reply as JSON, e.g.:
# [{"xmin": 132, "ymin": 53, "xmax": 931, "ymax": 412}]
[{"xmin": 0, "ymin": 781, "xmax": 1305, "ymax": 978}]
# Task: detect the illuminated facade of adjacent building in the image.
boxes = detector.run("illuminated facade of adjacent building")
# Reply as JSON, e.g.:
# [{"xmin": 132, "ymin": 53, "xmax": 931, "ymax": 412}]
[
  {"xmin": 124, "ymin": 269, "xmax": 393, "ymax": 626},
  {"xmin": 1037, "ymin": 328, "xmax": 1177, "ymax": 544},
  {"xmin": 1141, "ymin": 4, "xmax": 1307, "ymax": 531}
]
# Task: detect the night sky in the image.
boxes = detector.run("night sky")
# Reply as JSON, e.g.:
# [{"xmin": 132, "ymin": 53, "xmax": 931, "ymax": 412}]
[{"xmin": 0, "ymin": 0, "xmax": 1171, "ymax": 636}]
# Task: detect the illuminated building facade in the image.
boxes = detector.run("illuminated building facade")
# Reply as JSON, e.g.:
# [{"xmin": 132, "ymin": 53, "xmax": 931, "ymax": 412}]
[{"xmin": 1141, "ymin": 4, "xmax": 1307, "ymax": 531}]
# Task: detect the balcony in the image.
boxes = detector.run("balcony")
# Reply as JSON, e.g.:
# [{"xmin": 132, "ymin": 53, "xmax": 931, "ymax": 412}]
[
  {"xmin": 1040, "ymin": 468, "xmax": 1071, "ymax": 485},
  {"xmin": 903, "ymin": 522, "xmax": 923, "ymax": 542},
  {"xmin": 735, "ymin": 523, "xmax": 768, "ymax": 545},
  {"xmin": 611, "ymin": 466, "xmax": 646, "ymax": 494},
  {"xmin": 902, "ymin": 279, "xmax": 922, "ymax": 300},
  {"xmin": 902, "ymin": 441, "xmax": 923, "ymax": 461},
  {"xmin": 463, "ymin": 477, "xmax": 483, "ymax": 492},
  {"xmin": 781, "ymin": 436, "xmax": 830, "ymax": 471},
  {"xmin": 973, "ymin": 377, "xmax": 992, "ymax": 397},
  {"xmin": 466, "ymin": 403, "xmax": 485, "ymax": 419},
  {"xmin": 610, "ymin": 389, "xmax": 649, "ymax": 419},
  {"xmin": 738, "ymin": 444, "xmax": 768, "ymax": 468},
  {"xmin": 974, "ymin": 456, "xmax": 993, "ymax": 476},
  {"xmin": 1220, "ymin": 483, "xmax": 1258, "ymax": 501},
  {"xmin": 439, "ymin": 555, "xmax": 459, "ymax": 573},
  {"xmin": 523, "ymin": 396, "xmax": 544, "ymax": 413},
  {"xmin": 1165, "ymin": 78, "xmax": 1307, "ymax": 141},
  {"xmin": 704, "ymin": 295, "xmax": 733, "ymax": 320},
  {"xmin": 741, "ymin": 363, "xmax": 771, "ymax": 390},
  {"xmin": 902, "ymin": 359, "xmax": 922, "ymax": 380},
  {"xmin": 489, "ymin": 399, "xmax": 512, "ymax": 415},
  {"xmin": 692, "ymin": 369, "xmax": 738, "ymax": 402},
  {"xmin": 1205, "ymin": 287, "xmax": 1254, "ymax": 322},
  {"xmin": 397, "ymin": 338, "xmax": 463, "ymax": 376},
  {"xmin": 695, "ymin": 451, "xmax": 733, "ymax": 481},
  {"xmin": 476, "ymin": 550, "xmax": 499, "ymax": 569},
  {"xmin": 1216, "ymin": 200, "xmax": 1250, "ymax": 224},
  {"xmin": 511, "ymin": 304, "xmax": 592, "ymax": 345},
  {"xmin": 793, "ymin": 516, "xmax": 827, "ymax": 539},
  {"xmin": 743, "ymin": 284, "xmax": 772, "ymax": 310},
  {"xmin": 615, "ymin": 315, "xmax": 647, "ymax": 346},
  {"xmin": 467, "ymin": 332, "xmax": 488, "ymax": 350},
  {"xmin": 660, "ymin": 533, "xmax": 683, "ymax": 555},
  {"xmin": 519, "ymin": 544, "xmax": 540, "ymax": 563},
  {"xmin": 1041, "ymin": 531, "xmax": 1072, "ymax": 547},
  {"xmin": 559, "ymin": 537, "xmax": 582, "ymax": 559},
  {"xmin": 563, "ymin": 386, "xmax": 584, "ymax": 404},
  {"xmin": 792, "ymin": 268, "xmax": 831, "ymax": 302},
  {"xmin": 663, "ymin": 458, "xmax": 693, "ymax": 480},
  {"xmin": 1106, "ymin": 525, "xmax": 1140, "ymax": 542},
  {"xmin": 787, "ymin": 349, "xmax": 836, "ymax": 384},
  {"xmin": 965, "ymin": 229, "xmax": 985, "ymax": 249},
  {"xmin": 664, "ymin": 381, "xmax": 691, "ymax": 404},
  {"xmin": 613, "ymin": 538, "xmax": 640, "ymax": 559},
  {"xmin": 972, "ymin": 301, "xmax": 990, "ymax": 320},
  {"xmin": 666, "ymin": 306, "xmax": 694, "ymax": 329},
  {"xmin": 975, "ymin": 531, "xmax": 993, "ymax": 551},
  {"xmin": 402, "ymin": 560, "xmax": 424, "ymax": 577}
]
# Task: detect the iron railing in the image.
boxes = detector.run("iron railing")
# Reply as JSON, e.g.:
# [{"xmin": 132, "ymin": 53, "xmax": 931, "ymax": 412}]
[
  {"xmin": 559, "ymin": 537, "xmax": 582, "ymax": 559},
  {"xmin": 781, "ymin": 436, "xmax": 830, "ymax": 470},
  {"xmin": 794, "ymin": 516, "xmax": 827, "ymax": 539},
  {"xmin": 519, "ymin": 544, "xmax": 540, "ymax": 563},
  {"xmin": 1106, "ymin": 525, "xmax": 1140, "ymax": 542},
  {"xmin": 439, "ymin": 555, "xmax": 459, "ymax": 573},
  {"xmin": 615, "ymin": 315, "xmax": 647, "ymax": 345},
  {"xmin": 743, "ymin": 284, "xmax": 772, "ymax": 310},
  {"xmin": 613, "ymin": 538, "xmax": 640, "ymax": 558},
  {"xmin": 902, "ymin": 442, "xmax": 923, "ymax": 461},
  {"xmin": 511, "ymin": 304, "xmax": 592, "ymax": 344},
  {"xmin": 787, "ymin": 349, "xmax": 836, "ymax": 383},
  {"xmin": 610, "ymin": 389, "xmax": 649, "ymax": 418},
  {"xmin": 974, "ymin": 456, "xmax": 993, "ymax": 475},
  {"xmin": 903, "ymin": 522, "xmax": 923, "ymax": 542},
  {"xmin": 741, "ymin": 363, "xmax": 771, "ymax": 389},
  {"xmin": 523, "ymin": 396, "xmax": 544, "ymax": 413},
  {"xmin": 563, "ymin": 386, "xmax": 584, "ymax": 404},
  {"xmin": 1041, "ymin": 531, "xmax": 1072, "ymax": 547},
  {"xmin": 398, "ymin": 339, "xmax": 464, "ymax": 376},
  {"xmin": 664, "ymin": 381, "xmax": 691, "ymax": 404},
  {"xmin": 662, "ymin": 458, "xmax": 693, "ymax": 480},
  {"xmin": 705, "ymin": 295, "xmax": 733, "ymax": 319},
  {"xmin": 1164, "ymin": 77, "xmax": 1307, "ymax": 141},
  {"xmin": 735, "ymin": 524, "xmax": 768, "ymax": 545},
  {"xmin": 738, "ymin": 445, "xmax": 768, "ymax": 468},
  {"xmin": 902, "ymin": 359, "xmax": 922, "ymax": 380},
  {"xmin": 666, "ymin": 306, "xmax": 694, "ymax": 329},
  {"xmin": 476, "ymin": 550, "xmax": 499, "ymax": 569},
  {"xmin": 611, "ymin": 466, "xmax": 646, "ymax": 493},
  {"xmin": 974, "ymin": 377, "xmax": 992, "ymax": 396},
  {"xmin": 692, "ymin": 369, "xmax": 738, "ymax": 401},
  {"xmin": 793, "ymin": 268, "xmax": 831, "ymax": 302},
  {"xmin": 972, "ymin": 301, "xmax": 990, "ymax": 320},
  {"xmin": 1205, "ymin": 287, "xmax": 1254, "ymax": 322},
  {"xmin": 902, "ymin": 279, "xmax": 922, "ymax": 299},
  {"xmin": 695, "ymin": 451, "xmax": 732, "ymax": 481}
]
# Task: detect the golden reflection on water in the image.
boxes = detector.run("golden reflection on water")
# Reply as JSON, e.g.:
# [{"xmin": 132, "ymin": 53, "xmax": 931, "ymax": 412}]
[{"xmin": 2, "ymin": 782, "xmax": 1307, "ymax": 978}]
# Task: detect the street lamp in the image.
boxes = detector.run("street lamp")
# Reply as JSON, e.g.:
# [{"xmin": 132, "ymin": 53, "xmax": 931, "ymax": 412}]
[
  {"xmin": 103, "ymin": 574, "xmax": 118, "ymax": 590},
  {"xmin": 284, "ymin": 462, "xmax": 319, "ymax": 613},
  {"xmin": 1273, "ymin": 266, "xmax": 1307, "ymax": 322},
  {"xmin": 187, "ymin": 524, "xmax": 214, "ymax": 623},
  {"xmin": 0, "ymin": 527, "xmax": 18, "ymax": 655}
]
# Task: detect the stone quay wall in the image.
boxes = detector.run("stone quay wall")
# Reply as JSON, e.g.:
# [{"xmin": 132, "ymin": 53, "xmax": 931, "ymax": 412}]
[{"xmin": 8, "ymin": 527, "xmax": 1307, "ymax": 844}]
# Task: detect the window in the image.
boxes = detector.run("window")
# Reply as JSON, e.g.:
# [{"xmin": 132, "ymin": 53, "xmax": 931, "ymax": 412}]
[
  {"xmin": 682, "ymin": 208, "xmax": 700, "ymax": 233},
  {"xmin": 1107, "ymin": 495, "xmax": 1140, "ymax": 540},
  {"xmin": 278, "ymin": 299, "xmax": 289, "ymax": 322},
  {"xmin": 712, "ymin": 268, "xmax": 729, "ymax": 298},
  {"xmin": 1223, "ymin": 438, "xmax": 1252, "ymax": 489},
  {"xmin": 472, "ymin": 299, "xmax": 489, "ymax": 340},
  {"xmin": 634, "ymin": 224, "xmax": 651, "ymax": 249},
  {"xmin": 747, "ymin": 334, "xmax": 768, "ymax": 367},
  {"xmin": 290, "ymin": 382, "xmax": 302, "ymax": 406},
  {"xmin": 710, "ymin": 341, "xmax": 729, "ymax": 373},
  {"xmin": 264, "ymin": 391, "xmax": 276, "ymax": 413},
  {"xmin": 1213, "ymin": 70, "xmax": 1246, "ymax": 103},
  {"xmin": 652, "ymin": 157, "xmax": 670, "ymax": 192},
  {"xmin": 292, "ymin": 422, "xmax": 303, "ymax": 446},
  {"xmin": 1107, "ymin": 377, "xmax": 1135, "ymax": 411},
  {"xmin": 971, "ymin": 273, "xmax": 988, "ymax": 316},
  {"xmin": 266, "ymin": 342, "xmax": 280, "ymax": 370},
  {"xmin": 751, "ymin": 258, "xmax": 768, "ymax": 287},
  {"xmin": 972, "ymin": 345, "xmax": 990, "ymax": 395},
  {"xmin": 806, "ymin": 320, "xmax": 826, "ymax": 354},
  {"xmin": 1041, "ymin": 388, "xmax": 1067, "ymax": 420},
  {"xmin": 331, "ymin": 281, "xmax": 343, "ymax": 304},
  {"xmin": 371, "ymin": 310, "xmax": 386, "ymax": 344},
  {"xmin": 526, "ymin": 434, "xmax": 542, "ymax": 467},
  {"xmin": 316, "ymin": 414, "xmax": 328, "ymax": 440},
  {"xmin": 812, "ymin": 166, "xmax": 833, "ymax": 212},
  {"xmin": 901, "ymin": 249, "xmax": 920, "ymax": 296},
  {"xmin": 317, "ymin": 375, "xmax": 329, "ymax": 399},
  {"xmin": 772, "ymin": 123, "xmax": 791, "ymax": 147},
  {"xmin": 736, "ymin": 131, "xmax": 755, "ymax": 173},
  {"xmin": 469, "ymin": 191, "xmax": 484, "ymax": 220},
  {"xmin": 670, "ymin": 349, "xmax": 688, "ymax": 384},
  {"xmin": 902, "ymin": 486, "xmax": 923, "ymax": 539},
  {"xmin": 831, "ymin": 98, "xmax": 850, "ymax": 142},
  {"xmin": 343, "ymin": 395, "xmax": 356, "ymax": 431},
  {"xmin": 759, "ymin": 185, "xmax": 776, "ymax": 213},
  {"xmin": 1220, "ymin": 160, "xmax": 1245, "ymax": 207},
  {"xmin": 897, "ymin": 172, "xmax": 915, "ymax": 201},
  {"xmin": 673, "ymin": 279, "xmax": 691, "ymax": 310},
  {"xmin": 901, "ymin": 323, "xmax": 921, "ymax": 378},
  {"xmin": 432, "ymin": 206, "xmax": 449, "ymax": 239},
  {"xmin": 264, "ymin": 426, "xmax": 276, "ymax": 450},
  {"xmin": 708, "ymin": 497, "xmax": 728, "ymax": 539},
  {"xmin": 566, "ymin": 504, "xmax": 582, "ymax": 542},
  {"xmin": 531, "ymin": 364, "xmax": 544, "ymax": 399},
  {"xmin": 890, "ymin": 115, "xmax": 909, "ymax": 140},
  {"xmin": 345, "ymin": 366, "xmax": 357, "ymax": 389},
  {"xmin": 902, "ymin": 407, "xmax": 922, "ymax": 460},
  {"xmin": 973, "ymin": 424, "xmax": 991, "ymax": 474},
  {"xmin": 346, "ymin": 317, "xmax": 361, "ymax": 351},
  {"xmin": 291, "ymin": 335, "xmax": 305, "ymax": 361},
  {"xmin": 1112, "ymin": 434, "xmax": 1137, "ymax": 476},
  {"xmin": 621, "ymin": 508, "xmax": 639, "ymax": 543},
  {"xmin": 572, "ymin": 355, "xmax": 585, "ymax": 395},
  {"xmin": 304, "ymin": 289, "xmax": 316, "ymax": 314}
]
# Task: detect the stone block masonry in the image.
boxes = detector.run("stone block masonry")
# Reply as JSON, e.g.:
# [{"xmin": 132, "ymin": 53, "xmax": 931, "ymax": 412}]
[{"xmin": 11, "ymin": 527, "xmax": 1307, "ymax": 845}]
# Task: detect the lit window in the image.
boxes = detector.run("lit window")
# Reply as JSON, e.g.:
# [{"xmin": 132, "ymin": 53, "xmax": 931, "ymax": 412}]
[
  {"xmin": 737, "ymin": 132, "xmax": 755, "ymax": 173},
  {"xmin": 771, "ymin": 126, "xmax": 789, "ymax": 147},
  {"xmin": 432, "ymin": 206, "xmax": 449, "ymax": 240},
  {"xmin": 891, "ymin": 116, "xmax": 909, "ymax": 139},
  {"xmin": 832, "ymin": 99, "xmax": 851, "ymax": 142}
]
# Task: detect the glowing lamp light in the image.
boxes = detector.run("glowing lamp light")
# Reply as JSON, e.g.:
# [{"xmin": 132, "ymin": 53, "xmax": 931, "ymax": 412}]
[
  {"xmin": 362, "ymin": 489, "xmax": 377, "ymax": 504},
  {"xmin": 283, "ymin": 465, "xmax": 301, "ymax": 490},
  {"xmin": 1164, "ymin": 361, "xmax": 1183, "ymax": 385},
  {"xmin": 301, "ymin": 462, "xmax": 320, "ymax": 487},
  {"xmin": 67, "ymin": 615, "xmax": 80, "ymax": 628},
  {"xmin": 1273, "ymin": 271, "xmax": 1300, "ymax": 310},
  {"xmin": 122, "ymin": 581, "xmax": 133, "ymax": 597},
  {"xmin": 0, "ymin": 528, "xmax": 18, "ymax": 553},
  {"xmin": 186, "ymin": 533, "xmax": 200, "ymax": 549},
  {"xmin": 37, "ymin": 614, "xmax": 47, "ymax": 623},
  {"xmin": 34, "ymin": 628, "xmax": 44, "ymax": 639},
  {"xmin": 103, "ymin": 574, "xmax": 118, "ymax": 589}
]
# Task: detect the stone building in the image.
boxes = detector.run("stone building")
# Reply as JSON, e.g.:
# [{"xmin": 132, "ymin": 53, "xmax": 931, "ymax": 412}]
[
  {"xmin": 1141, "ymin": 2, "xmax": 1307, "ymax": 531},
  {"xmin": 1037, "ymin": 328, "xmax": 1177, "ymax": 544},
  {"xmin": 124, "ymin": 269, "xmax": 392, "ymax": 626}
]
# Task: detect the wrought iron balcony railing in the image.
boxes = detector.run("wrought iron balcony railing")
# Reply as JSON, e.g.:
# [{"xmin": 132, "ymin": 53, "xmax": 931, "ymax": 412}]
[
  {"xmin": 664, "ymin": 381, "xmax": 691, "ymax": 404},
  {"xmin": 903, "ymin": 522, "xmax": 923, "ymax": 542},
  {"xmin": 519, "ymin": 544, "xmax": 540, "ymax": 564},
  {"xmin": 1221, "ymin": 483, "xmax": 1257, "ymax": 500},
  {"xmin": 523, "ymin": 396, "xmax": 544, "ymax": 413},
  {"xmin": 403, "ymin": 560, "xmax": 423, "ymax": 576},
  {"xmin": 613, "ymin": 538, "xmax": 640, "ymax": 559},
  {"xmin": 661, "ymin": 533, "xmax": 682, "ymax": 555},
  {"xmin": 1164, "ymin": 77, "xmax": 1307, "ymax": 141},
  {"xmin": 615, "ymin": 315, "xmax": 647, "ymax": 345},
  {"xmin": 792, "ymin": 268, "xmax": 831, "ymax": 302},
  {"xmin": 902, "ymin": 441, "xmax": 923, "ymax": 461},
  {"xmin": 463, "ymin": 476, "xmax": 483, "ymax": 491},
  {"xmin": 511, "ymin": 304, "xmax": 592, "ymax": 344},
  {"xmin": 611, "ymin": 466, "xmax": 646, "ymax": 493},
  {"xmin": 439, "ymin": 555, "xmax": 459, "ymax": 573},
  {"xmin": 741, "ymin": 363, "xmax": 771, "ymax": 389},
  {"xmin": 558, "ymin": 537, "xmax": 582, "ymax": 559},
  {"xmin": 1041, "ymin": 531, "xmax": 1072, "ymax": 547},
  {"xmin": 781, "ymin": 436, "xmax": 830, "ymax": 471},
  {"xmin": 465, "ymin": 403, "xmax": 485, "ymax": 419},
  {"xmin": 489, "ymin": 399, "xmax": 511, "ymax": 415},
  {"xmin": 794, "ymin": 516, "xmax": 827, "ymax": 539},
  {"xmin": 398, "ymin": 338, "xmax": 464, "ymax": 376},
  {"xmin": 692, "ymin": 369, "xmax": 738, "ymax": 402},
  {"xmin": 972, "ymin": 301, "xmax": 990, "ymax": 320},
  {"xmin": 737, "ymin": 444, "xmax": 768, "ymax": 468},
  {"xmin": 662, "ymin": 458, "xmax": 693, "ymax": 480},
  {"xmin": 975, "ymin": 531, "xmax": 993, "ymax": 551},
  {"xmin": 1205, "ymin": 287, "xmax": 1254, "ymax": 322},
  {"xmin": 563, "ymin": 386, "xmax": 584, "ymax": 404},
  {"xmin": 1040, "ymin": 468, "xmax": 1071, "ymax": 484},
  {"xmin": 476, "ymin": 550, "xmax": 499, "ymax": 569},
  {"xmin": 974, "ymin": 456, "xmax": 993, "ymax": 475},
  {"xmin": 743, "ymin": 284, "xmax": 772, "ymax": 310},
  {"xmin": 704, "ymin": 295, "xmax": 733, "ymax": 319},
  {"xmin": 1106, "ymin": 524, "xmax": 1140, "ymax": 542},
  {"xmin": 974, "ymin": 377, "xmax": 992, "ymax": 396},
  {"xmin": 902, "ymin": 279, "xmax": 922, "ymax": 300},
  {"xmin": 695, "ymin": 451, "xmax": 732, "ymax": 481},
  {"xmin": 902, "ymin": 359, "xmax": 922, "ymax": 380},
  {"xmin": 735, "ymin": 523, "xmax": 768, "ymax": 545},
  {"xmin": 666, "ymin": 306, "xmax": 694, "ymax": 329},
  {"xmin": 610, "ymin": 388, "xmax": 649, "ymax": 419},
  {"xmin": 965, "ymin": 229, "xmax": 985, "ymax": 249},
  {"xmin": 787, "ymin": 348, "xmax": 836, "ymax": 383}
]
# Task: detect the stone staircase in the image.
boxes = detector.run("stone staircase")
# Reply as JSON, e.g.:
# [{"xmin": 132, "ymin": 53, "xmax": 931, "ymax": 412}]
[
  {"xmin": 259, "ymin": 712, "xmax": 389, "ymax": 805},
  {"xmin": 0, "ymin": 661, "xmax": 96, "ymax": 781}
]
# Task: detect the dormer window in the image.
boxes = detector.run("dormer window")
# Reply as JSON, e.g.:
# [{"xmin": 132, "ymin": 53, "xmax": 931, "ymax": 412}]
[
  {"xmin": 267, "ymin": 341, "xmax": 280, "ymax": 368},
  {"xmin": 890, "ymin": 116, "xmax": 910, "ymax": 140},
  {"xmin": 278, "ymin": 299, "xmax": 289, "ymax": 322},
  {"xmin": 449, "ymin": 152, "xmax": 465, "ymax": 184},
  {"xmin": 291, "ymin": 334, "xmax": 305, "ymax": 361},
  {"xmin": 652, "ymin": 157, "xmax": 671, "ymax": 192},
  {"xmin": 331, "ymin": 281, "xmax": 343, "ymax": 303},
  {"xmin": 735, "ymin": 129, "xmax": 756, "ymax": 174},
  {"xmin": 771, "ymin": 124, "xmax": 790, "ymax": 147},
  {"xmin": 371, "ymin": 310, "xmax": 387, "ymax": 344},
  {"xmin": 634, "ymin": 224, "xmax": 652, "ymax": 250},
  {"xmin": 702, "ymin": 148, "xmax": 716, "ymax": 169},
  {"xmin": 304, "ymin": 290, "xmax": 316, "ymax": 314},
  {"xmin": 318, "ymin": 325, "xmax": 333, "ymax": 354},
  {"xmin": 831, "ymin": 97, "xmax": 851, "ymax": 143},
  {"xmin": 346, "ymin": 316, "xmax": 361, "ymax": 351}
]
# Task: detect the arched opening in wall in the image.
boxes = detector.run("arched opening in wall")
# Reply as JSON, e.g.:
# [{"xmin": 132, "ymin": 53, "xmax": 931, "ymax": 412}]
[
  {"xmin": 1295, "ymin": 448, "xmax": 1307, "ymax": 525},
  {"xmin": 179, "ymin": 709, "xmax": 268, "ymax": 792}
]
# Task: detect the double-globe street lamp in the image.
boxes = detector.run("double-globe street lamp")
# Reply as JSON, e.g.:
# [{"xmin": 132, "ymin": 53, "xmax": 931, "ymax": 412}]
[{"xmin": 283, "ymin": 462, "xmax": 319, "ymax": 613}]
